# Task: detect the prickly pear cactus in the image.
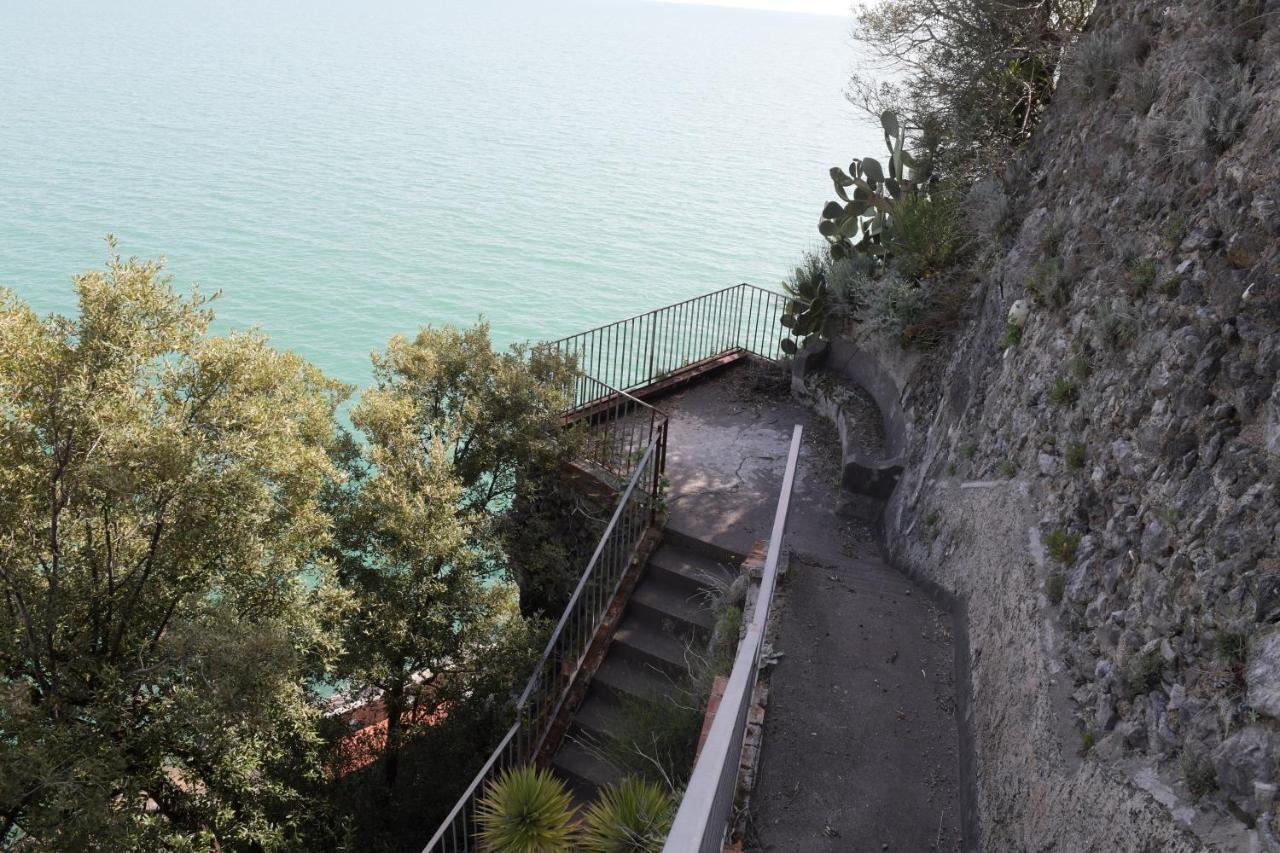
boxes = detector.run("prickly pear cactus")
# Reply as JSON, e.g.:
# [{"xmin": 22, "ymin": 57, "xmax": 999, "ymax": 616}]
[
  {"xmin": 779, "ymin": 258, "xmax": 831, "ymax": 355},
  {"xmin": 817, "ymin": 110, "xmax": 932, "ymax": 264}
]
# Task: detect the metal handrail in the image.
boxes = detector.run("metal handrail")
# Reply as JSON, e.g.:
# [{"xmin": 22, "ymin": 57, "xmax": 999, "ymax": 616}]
[
  {"xmin": 422, "ymin": 286, "xmax": 803, "ymax": 852},
  {"xmin": 663, "ymin": 424, "xmax": 803, "ymax": 852},
  {"xmin": 551, "ymin": 283, "xmax": 801, "ymax": 405},
  {"xmin": 568, "ymin": 372, "xmax": 669, "ymax": 490},
  {"xmin": 422, "ymin": 434, "xmax": 661, "ymax": 853},
  {"xmin": 514, "ymin": 435, "xmax": 660, "ymax": 750}
]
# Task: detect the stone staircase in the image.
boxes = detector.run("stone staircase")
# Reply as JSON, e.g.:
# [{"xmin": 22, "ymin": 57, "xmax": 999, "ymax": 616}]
[{"xmin": 549, "ymin": 533, "xmax": 740, "ymax": 805}]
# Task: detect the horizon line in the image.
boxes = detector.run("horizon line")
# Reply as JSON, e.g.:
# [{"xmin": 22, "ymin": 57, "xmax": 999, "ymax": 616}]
[{"xmin": 645, "ymin": 0, "xmax": 854, "ymax": 18}]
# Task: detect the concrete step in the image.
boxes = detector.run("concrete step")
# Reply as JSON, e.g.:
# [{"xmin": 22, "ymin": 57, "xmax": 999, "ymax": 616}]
[
  {"xmin": 647, "ymin": 543, "xmax": 736, "ymax": 598},
  {"xmin": 628, "ymin": 575, "xmax": 715, "ymax": 637},
  {"xmin": 662, "ymin": 526, "xmax": 747, "ymax": 565},
  {"xmin": 566, "ymin": 692, "xmax": 631, "ymax": 743},
  {"xmin": 589, "ymin": 655, "xmax": 676, "ymax": 706},
  {"xmin": 550, "ymin": 737, "xmax": 617, "ymax": 798},
  {"xmin": 611, "ymin": 611, "xmax": 690, "ymax": 677}
]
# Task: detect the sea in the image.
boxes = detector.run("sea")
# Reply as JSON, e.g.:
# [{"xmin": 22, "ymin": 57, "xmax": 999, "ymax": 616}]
[{"xmin": 0, "ymin": 0, "xmax": 879, "ymax": 390}]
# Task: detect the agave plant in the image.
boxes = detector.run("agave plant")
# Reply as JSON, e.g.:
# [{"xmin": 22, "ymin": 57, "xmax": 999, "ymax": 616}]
[
  {"xmin": 778, "ymin": 252, "xmax": 831, "ymax": 355},
  {"xmin": 579, "ymin": 777, "xmax": 676, "ymax": 853},
  {"xmin": 476, "ymin": 765, "xmax": 577, "ymax": 852},
  {"xmin": 817, "ymin": 110, "xmax": 933, "ymax": 264}
]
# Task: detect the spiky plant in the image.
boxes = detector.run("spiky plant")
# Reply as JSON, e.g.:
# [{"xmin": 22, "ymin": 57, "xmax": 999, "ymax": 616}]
[
  {"xmin": 779, "ymin": 251, "xmax": 831, "ymax": 355},
  {"xmin": 579, "ymin": 777, "xmax": 676, "ymax": 853},
  {"xmin": 818, "ymin": 110, "xmax": 934, "ymax": 266},
  {"xmin": 476, "ymin": 766, "xmax": 577, "ymax": 852}
]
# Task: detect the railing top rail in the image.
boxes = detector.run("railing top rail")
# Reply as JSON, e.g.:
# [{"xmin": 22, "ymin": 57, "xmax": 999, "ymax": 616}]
[
  {"xmin": 547, "ymin": 282, "xmax": 793, "ymax": 346},
  {"xmin": 420, "ymin": 721, "xmax": 520, "ymax": 852},
  {"xmin": 663, "ymin": 424, "xmax": 803, "ymax": 852},
  {"xmin": 515, "ymin": 435, "xmax": 659, "ymax": 708},
  {"xmin": 753, "ymin": 425, "xmax": 801, "ymax": 634},
  {"xmin": 567, "ymin": 371, "xmax": 669, "ymax": 420}
]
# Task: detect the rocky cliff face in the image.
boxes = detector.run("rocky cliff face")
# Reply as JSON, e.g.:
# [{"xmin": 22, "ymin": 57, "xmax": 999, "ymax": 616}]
[{"xmin": 875, "ymin": 0, "xmax": 1280, "ymax": 848}]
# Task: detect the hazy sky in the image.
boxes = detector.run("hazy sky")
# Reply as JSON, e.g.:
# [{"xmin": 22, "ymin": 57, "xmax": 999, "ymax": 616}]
[{"xmin": 651, "ymin": 0, "xmax": 854, "ymax": 16}]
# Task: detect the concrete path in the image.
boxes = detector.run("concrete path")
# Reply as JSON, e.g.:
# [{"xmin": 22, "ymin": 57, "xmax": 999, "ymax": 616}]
[{"xmin": 656, "ymin": 364, "xmax": 963, "ymax": 852}]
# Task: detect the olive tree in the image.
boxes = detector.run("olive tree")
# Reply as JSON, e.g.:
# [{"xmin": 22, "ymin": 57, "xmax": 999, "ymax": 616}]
[
  {"xmin": 329, "ymin": 324, "xmax": 577, "ymax": 788},
  {"xmin": 0, "ymin": 244, "xmax": 350, "ymax": 849}
]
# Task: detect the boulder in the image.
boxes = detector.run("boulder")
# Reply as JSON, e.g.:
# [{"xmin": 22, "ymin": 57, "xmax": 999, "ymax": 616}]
[
  {"xmin": 1247, "ymin": 627, "xmax": 1280, "ymax": 719},
  {"xmin": 1212, "ymin": 725, "xmax": 1280, "ymax": 808}
]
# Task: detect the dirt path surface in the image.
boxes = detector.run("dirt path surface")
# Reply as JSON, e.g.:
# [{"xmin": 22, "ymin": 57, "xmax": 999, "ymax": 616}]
[{"xmin": 655, "ymin": 364, "xmax": 963, "ymax": 852}]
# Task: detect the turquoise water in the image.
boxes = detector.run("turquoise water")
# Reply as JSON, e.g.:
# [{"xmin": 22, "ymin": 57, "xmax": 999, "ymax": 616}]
[{"xmin": 0, "ymin": 0, "xmax": 877, "ymax": 389}]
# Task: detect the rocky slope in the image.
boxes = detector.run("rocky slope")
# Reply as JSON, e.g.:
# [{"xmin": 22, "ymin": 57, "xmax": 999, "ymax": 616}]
[{"xmin": 871, "ymin": 0, "xmax": 1280, "ymax": 849}]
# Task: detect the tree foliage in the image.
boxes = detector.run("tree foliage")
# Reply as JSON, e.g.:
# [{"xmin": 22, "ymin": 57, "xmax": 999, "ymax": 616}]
[
  {"xmin": 326, "ymin": 324, "xmax": 576, "ymax": 788},
  {"xmin": 0, "ymin": 243, "xmax": 350, "ymax": 848},
  {"xmin": 0, "ymin": 247, "xmax": 583, "ymax": 850},
  {"xmin": 848, "ymin": 0, "xmax": 1094, "ymax": 177}
]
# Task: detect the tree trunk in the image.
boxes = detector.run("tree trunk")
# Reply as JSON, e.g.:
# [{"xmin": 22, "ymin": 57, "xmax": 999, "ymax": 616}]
[{"xmin": 383, "ymin": 682, "xmax": 405, "ymax": 787}]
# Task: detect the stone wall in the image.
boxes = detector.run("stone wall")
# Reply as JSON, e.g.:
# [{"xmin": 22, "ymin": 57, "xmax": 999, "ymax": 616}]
[{"xmin": 874, "ymin": 0, "xmax": 1280, "ymax": 848}]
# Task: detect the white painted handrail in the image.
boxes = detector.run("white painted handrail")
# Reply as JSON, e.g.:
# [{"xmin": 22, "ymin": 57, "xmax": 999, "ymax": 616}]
[{"xmin": 664, "ymin": 424, "xmax": 803, "ymax": 853}]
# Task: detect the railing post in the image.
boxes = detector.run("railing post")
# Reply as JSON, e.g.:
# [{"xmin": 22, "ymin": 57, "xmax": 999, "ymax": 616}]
[
  {"xmin": 733, "ymin": 284, "xmax": 746, "ymax": 352},
  {"xmin": 646, "ymin": 310, "xmax": 658, "ymax": 387}
]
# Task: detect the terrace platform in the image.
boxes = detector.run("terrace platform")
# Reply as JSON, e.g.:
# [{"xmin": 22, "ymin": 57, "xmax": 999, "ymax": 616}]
[{"xmin": 655, "ymin": 362, "xmax": 963, "ymax": 852}]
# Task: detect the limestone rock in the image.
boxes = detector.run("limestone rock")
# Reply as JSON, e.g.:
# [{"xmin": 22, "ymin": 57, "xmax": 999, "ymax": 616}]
[
  {"xmin": 1212, "ymin": 726, "xmax": 1280, "ymax": 807},
  {"xmin": 1246, "ymin": 627, "xmax": 1280, "ymax": 719}
]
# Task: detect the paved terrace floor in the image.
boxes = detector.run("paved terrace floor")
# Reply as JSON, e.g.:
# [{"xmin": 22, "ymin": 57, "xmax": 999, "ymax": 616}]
[{"xmin": 656, "ymin": 362, "xmax": 962, "ymax": 853}]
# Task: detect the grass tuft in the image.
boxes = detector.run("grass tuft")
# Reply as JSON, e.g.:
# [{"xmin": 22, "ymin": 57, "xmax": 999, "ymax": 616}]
[
  {"xmin": 1045, "ymin": 529, "xmax": 1080, "ymax": 564},
  {"xmin": 1048, "ymin": 375, "xmax": 1079, "ymax": 407},
  {"xmin": 1045, "ymin": 572, "xmax": 1066, "ymax": 605}
]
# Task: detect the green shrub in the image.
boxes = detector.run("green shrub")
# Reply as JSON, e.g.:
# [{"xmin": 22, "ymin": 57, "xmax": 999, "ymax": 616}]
[
  {"xmin": 587, "ymin": 690, "xmax": 703, "ymax": 789},
  {"xmin": 826, "ymin": 255, "xmax": 875, "ymax": 326},
  {"xmin": 1065, "ymin": 443, "xmax": 1087, "ymax": 471},
  {"xmin": 1123, "ymin": 65, "xmax": 1160, "ymax": 115},
  {"xmin": 886, "ymin": 190, "xmax": 964, "ymax": 281},
  {"xmin": 1125, "ymin": 257, "xmax": 1157, "ymax": 296},
  {"xmin": 1026, "ymin": 257, "xmax": 1070, "ymax": 309},
  {"xmin": 967, "ymin": 180, "xmax": 1010, "ymax": 239},
  {"xmin": 1048, "ymin": 376, "xmax": 1079, "ymax": 407},
  {"xmin": 999, "ymin": 460, "xmax": 1017, "ymax": 478},
  {"xmin": 1216, "ymin": 630, "xmax": 1250, "ymax": 693},
  {"xmin": 579, "ymin": 777, "xmax": 675, "ymax": 853},
  {"xmin": 1064, "ymin": 26, "xmax": 1148, "ymax": 101},
  {"xmin": 1179, "ymin": 750, "xmax": 1218, "ymax": 798},
  {"xmin": 1125, "ymin": 649, "xmax": 1164, "ymax": 695},
  {"xmin": 1098, "ymin": 305, "xmax": 1138, "ymax": 351},
  {"xmin": 1160, "ymin": 213, "xmax": 1186, "ymax": 250},
  {"xmin": 1182, "ymin": 64, "xmax": 1257, "ymax": 153},
  {"xmin": 1080, "ymin": 729, "xmax": 1096, "ymax": 757},
  {"xmin": 779, "ymin": 251, "xmax": 832, "ymax": 355},
  {"xmin": 1069, "ymin": 353, "xmax": 1092, "ymax": 381},
  {"xmin": 476, "ymin": 766, "xmax": 577, "ymax": 852},
  {"xmin": 1039, "ymin": 217, "xmax": 1066, "ymax": 257},
  {"xmin": 1044, "ymin": 529, "xmax": 1080, "ymax": 564},
  {"xmin": 1045, "ymin": 572, "xmax": 1066, "ymax": 605},
  {"xmin": 1001, "ymin": 319, "xmax": 1023, "ymax": 348},
  {"xmin": 1217, "ymin": 631, "xmax": 1248, "ymax": 665},
  {"xmin": 866, "ymin": 275, "xmax": 926, "ymax": 341},
  {"xmin": 709, "ymin": 603, "xmax": 743, "ymax": 675}
]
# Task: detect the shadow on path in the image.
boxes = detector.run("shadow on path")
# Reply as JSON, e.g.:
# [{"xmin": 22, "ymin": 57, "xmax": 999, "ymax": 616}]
[{"xmin": 657, "ymin": 363, "xmax": 963, "ymax": 852}]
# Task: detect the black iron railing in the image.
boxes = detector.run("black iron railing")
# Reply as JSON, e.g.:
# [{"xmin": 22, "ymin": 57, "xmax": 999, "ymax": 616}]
[
  {"xmin": 569, "ymin": 373, "xmax": 668, "ymax": 495},
  {"xmin": 422, "ymin": 437, "xmax": 660, "ymax": 853},
  {"xmin": 422, "ymin": 284, "xmax": 795, "ymax": 853},
  {"xmin": 552, "ymin": 283, "xmax": 800, "ymax": 409}
]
